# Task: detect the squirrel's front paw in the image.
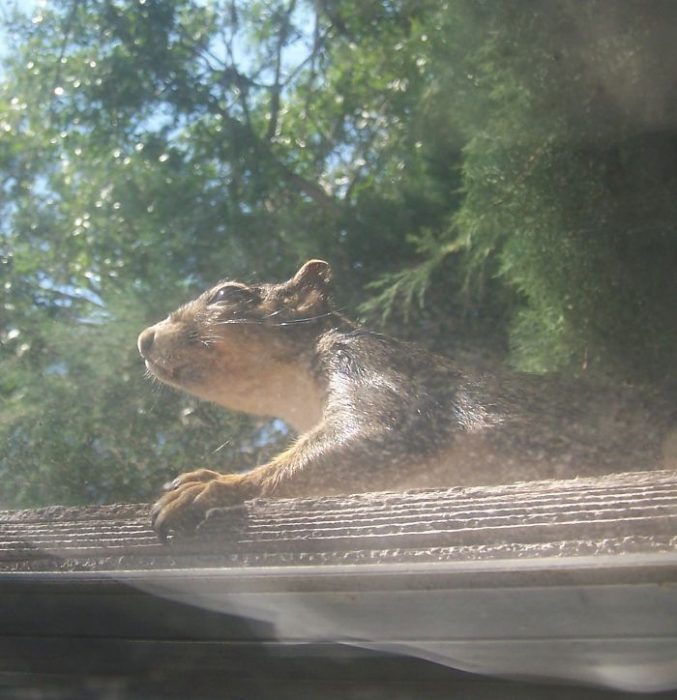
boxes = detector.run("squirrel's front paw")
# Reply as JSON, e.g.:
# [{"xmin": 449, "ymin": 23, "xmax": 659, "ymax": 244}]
[{"xmin": 151, "ymin": 470, "xmax": 250, "ymax": 541}]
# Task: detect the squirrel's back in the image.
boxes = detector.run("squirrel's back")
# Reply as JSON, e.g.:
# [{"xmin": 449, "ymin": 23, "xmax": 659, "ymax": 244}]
[{"xmin": 314, "ymin": 327, "xmax": 675, "ymax": 491}]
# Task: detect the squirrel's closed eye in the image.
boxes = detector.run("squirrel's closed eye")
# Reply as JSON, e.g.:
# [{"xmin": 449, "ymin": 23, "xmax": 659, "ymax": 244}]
[{"xmin": 208, "ymin": 284, "xmax": 254, "ymax": 305}]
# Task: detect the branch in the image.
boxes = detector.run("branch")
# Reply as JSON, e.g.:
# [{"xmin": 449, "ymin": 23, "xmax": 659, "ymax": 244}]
[
  {"xmin": 36, "ymin": 285, "xmax": 105, "ymax": 308},
  {"xmin": 275, "ymin": 161, "xmax": 341, "ymax": 213},
  {"xmin": 265, "ymin": 0, "xmax": 297, "ymax": 142},
  {"xmin": 206, "ymin": 95, "xmax": 342, "ymax": 215},
  {"xmin": 48, "ymin": 0, "xmax": 81, "ymax": 124}
]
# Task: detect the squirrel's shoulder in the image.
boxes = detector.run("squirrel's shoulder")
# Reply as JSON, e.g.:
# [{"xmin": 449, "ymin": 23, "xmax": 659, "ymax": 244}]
[{"xmin": 315, "ymin": 327, "xmax": 467, "ymax": 394}]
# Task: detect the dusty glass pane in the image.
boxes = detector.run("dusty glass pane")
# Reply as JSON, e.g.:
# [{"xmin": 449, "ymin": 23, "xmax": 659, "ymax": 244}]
[
  {"xmin": 1, "ymin": 0, "xmax": 674, "ymax": 512},
  {"xmin": 1, "ymin": 2, "xmax": 676, "ymax": 695}
]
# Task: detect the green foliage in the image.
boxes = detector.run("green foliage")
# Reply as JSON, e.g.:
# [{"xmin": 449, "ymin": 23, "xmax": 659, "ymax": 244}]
[
  {"xmin": 1, "ymin": 0, "xmax": 675, "ymax": 507},
  {"xmin": 417, "ymin": 1, "xmax": 677, "ymax": 377},
  {"xmin": 359, "ymin": 231, "xmax": 465, "ymax": 323}
]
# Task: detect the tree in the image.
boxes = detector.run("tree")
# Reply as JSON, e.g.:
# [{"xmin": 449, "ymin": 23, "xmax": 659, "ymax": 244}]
[
  {"xmin": 361, "ymin": 0, "xmax": 677, "ymax": 378},
  {"xmin": 1, "ymin": 0, "xmax": 675, "ymax": 508},
  {"xmin": 0, "ymin": 0, "xmax": 445, "ymax": 506}
]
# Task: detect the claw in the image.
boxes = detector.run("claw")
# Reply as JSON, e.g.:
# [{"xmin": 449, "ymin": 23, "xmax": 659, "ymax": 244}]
[
  {"xmin": 151, "ymin": 472, "xmax": 252, "ymax": 541},
  {"xmin": 162, "ymin": 469, "xmax": 223, "ymax": 493}
]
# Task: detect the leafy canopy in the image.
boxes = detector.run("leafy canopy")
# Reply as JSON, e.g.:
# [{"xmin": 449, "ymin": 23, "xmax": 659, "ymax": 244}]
[{"xmin": 1, "ymin": 0, "xmax": 675, "ymax": 507}]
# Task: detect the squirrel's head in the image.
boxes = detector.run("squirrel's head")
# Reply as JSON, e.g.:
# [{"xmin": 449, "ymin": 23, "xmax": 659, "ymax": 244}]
[{"xmin": 136, "ymin": 260, "xmax": 335, "ymax": 429}]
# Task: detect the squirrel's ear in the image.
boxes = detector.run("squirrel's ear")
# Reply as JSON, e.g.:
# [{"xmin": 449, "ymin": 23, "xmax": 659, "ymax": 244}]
[
  {"xmin": 287, "ymin": 260, "xmax": 332, "ymax": 313},
  {"xmin": 290, "ymin": 259, "xmax": 332, "ymax": 290}
]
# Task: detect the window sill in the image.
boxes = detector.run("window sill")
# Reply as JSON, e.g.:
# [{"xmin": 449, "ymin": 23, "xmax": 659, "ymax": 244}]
[{"xmin": 1, "ymin": 469, "xmax": 676, "ymax": 695}]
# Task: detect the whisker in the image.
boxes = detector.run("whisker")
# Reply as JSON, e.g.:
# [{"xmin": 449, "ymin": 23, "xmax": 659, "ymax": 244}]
[
  {"xmin": 263, "ymin": 308, "xmax": 284, "ymax": 320},
  {"xmin": 211, "ymin": 309, "xmax": 343, "ymax": 328},
  {"xmin": 274, "ymin": 311, "xmax": 339, "ymax": 326},
  {"xmin": 143, "ymin": 369, "xmax": 163, "ymax": 387},
  {"xmin": 210, "ymin": 319, "xmax": 264, "ymax": 326}
]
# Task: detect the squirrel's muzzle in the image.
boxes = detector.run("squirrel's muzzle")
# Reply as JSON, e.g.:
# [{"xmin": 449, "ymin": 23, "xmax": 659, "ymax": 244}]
[{"xmin": 137, "ymin": 327, "xmax": 155, "ymax": 359}]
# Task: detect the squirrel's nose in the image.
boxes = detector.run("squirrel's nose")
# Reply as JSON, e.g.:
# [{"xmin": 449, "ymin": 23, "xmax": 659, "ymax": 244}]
[{"xmin": 137, "ymin": 328, "xmax": 155, "ymax": 358}]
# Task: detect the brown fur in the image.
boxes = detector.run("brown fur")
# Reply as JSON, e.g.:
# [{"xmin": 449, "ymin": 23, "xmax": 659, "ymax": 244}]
[{"xmin": 137, "ymin": 260, "xmax": 676, "ymax": 539}]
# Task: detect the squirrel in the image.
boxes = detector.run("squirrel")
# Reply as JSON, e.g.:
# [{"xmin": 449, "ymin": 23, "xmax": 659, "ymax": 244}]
[{"xmin": 137, "ymin": 259, "xmax": 676, "ymax": 538}]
